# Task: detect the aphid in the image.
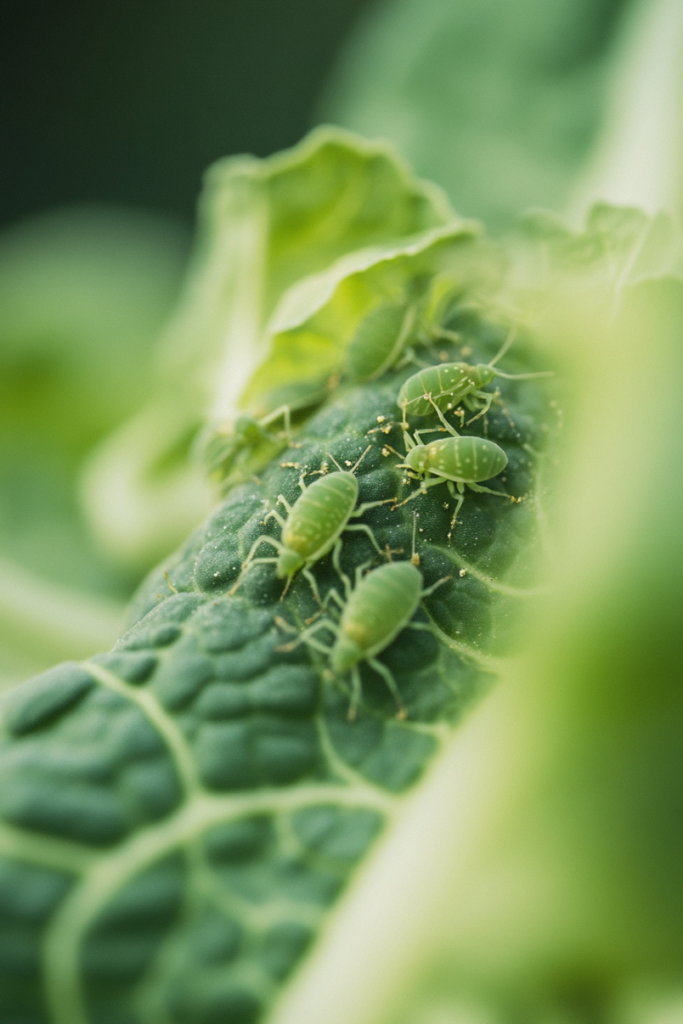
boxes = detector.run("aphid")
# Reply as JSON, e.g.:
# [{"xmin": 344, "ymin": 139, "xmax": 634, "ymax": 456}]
[
  {"xmin": 393, "ymin": 418, "xmax": 511, "ymax": 538},
  {"xmin": 230, "ymin": 448, "xmax": 389, "ymax": 600},
  {"xmin": 203, "ymin": 374, "xmax": 337, "ymax": 483},
  {"xmin": 280, "ymin": 561, "xmax": 447, "ymax": 720},
  {"xmin": 203, "ymin": 405, "xmax": 293, "ymax": 481},
  {"xmin": 397, "ymin": 329, "xmax": 552, "ymax": 425},
  {"xmin": 346, "ymin": 302, "xmax": 417, "ymax": 383}
]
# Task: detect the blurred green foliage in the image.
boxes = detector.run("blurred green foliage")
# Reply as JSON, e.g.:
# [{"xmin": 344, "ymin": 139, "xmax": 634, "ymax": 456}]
[
  {"xmin": 0, "ymin": 208, "xmax": 189, "ymax": 685},
  {"xmin": 321, "ymin": 0, "xmax": 631, "ymax": 228}
]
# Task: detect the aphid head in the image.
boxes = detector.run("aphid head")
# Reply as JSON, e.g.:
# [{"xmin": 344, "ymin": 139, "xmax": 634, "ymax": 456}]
[
  {"xmin": 276, "ymin": 547, "xmax": 305, "ymax": 578},
  {"xmin": 404, "ymin": 445, "xmax": 429, "ymax": 473},
  {"xmin": 331, "ymin": 635, "xmax": 363, "ymax": 674},
  {"xmin": 471, "ymin": 365, "xmax": 496, "ymax": 388}
]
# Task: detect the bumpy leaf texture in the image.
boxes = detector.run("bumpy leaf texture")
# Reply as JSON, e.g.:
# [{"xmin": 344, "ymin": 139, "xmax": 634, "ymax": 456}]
[
  {"xmin": 0, "ymin": 327, "xmax": 551, "ymax": 1024},
  {"xmin": 0, "ymin": 132, "xmax": 554, "ymax": 1024}
]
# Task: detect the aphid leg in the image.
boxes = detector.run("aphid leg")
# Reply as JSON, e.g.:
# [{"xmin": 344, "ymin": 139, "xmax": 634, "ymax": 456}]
[
  {"xmin": 401, "ymin": 426, "xmax": 420, "ymax": 454},
  {"xmin": 367, "ymin": 658, "xmax": 406, "ymax": 720},
  {"xmin": 464, "ymin": 390, "xmax": 494, "ymax": 426},
  {"xmin": 264, "ymin": 507, "xmax": 286, "ymax": 528},
  {"xmin": 351, "ymin": 497, "xmax": 395, "ymax": 518},
  {"xmin": 343, "ymin": 522, "xmax": 384, "ymax": 557},
  {"xmin": 412, "ymin": 425, "xmax": 448, "ymax": 445},
  {"xmin": 332, "ymin": 538, "xmax": 352, "ymax": 598},
  {"xmin": 394, "ymin": 475, "xmax": 445, "ymax": 509},
  {"xmin": 468, "ymin": 481, "xmax": 515, "ymax": 501},
  {"xmin": 230, "ymin": 536, "xmax": 281, "ymax": 594},
  {"xmin": 353, "ymin": 560, "xmax": 375, "ymax": 587},
  {"xmin": 420, "ymin": 574, "xmax": 453, "ymax": 597},
  {"xmin": 347, "ymin": 667, "xmax": 363, "ymax": 722},
  {"xmin": 261, "ymin": 403, "xmax": 293, "ymax": 443},
  {"xmin": 410, "ymin": 512, "xmax": 420, "ymax": 566},
  {"xmin": 446, "ymin": 482, "xmax": 465, "ymax": 543},
  {"xmin": 276, "ymin": 617, "xmax": 338, "ymax": 653},
  {"xmin": 427, "ymin": 395, "xmax": 460, "ymax": 436},
  {"xmin": 302, "ymin": 568, "xmax": 323, "ymax": 606},
  {"xmin": 322, "ymin": 586, "xmax": 346, "ymax": 613}
]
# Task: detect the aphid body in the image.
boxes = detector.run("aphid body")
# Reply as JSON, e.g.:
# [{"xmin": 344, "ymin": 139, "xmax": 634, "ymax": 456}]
[
  {"xmin": 204, "ymin": 405, "xmax": 292, "ymax": 481},
  {"xmin": 403, "ymin": 435, "xmax": 508, "ymax": 485},
  {"xmin": 232, "ymin": 453, "xmax": 388, "ymax": 600},
  {"xmin": 397, "ymin": 329, "xmax": 551, "ymax": 424},
  {"xmin": 347, "ymin": 302, "xmax": 416, "ymax": 383},
  {"xmin": 281, "ymin": 561, "xmax": 445, "ymax": 719},
  {"xmin": 331, "ymin": 561, "xmax": 422, "ymax": 673},
  {"xmin": 398, "ymin": 361, "xmax": 496, "ymax": 418},
  {"xmin": 276, "ymin": 471, "xmax": 360, "ymax": 577},
  {"xmin": 394, "ymin": 424, "xmax": 510, "ymax": 537}
]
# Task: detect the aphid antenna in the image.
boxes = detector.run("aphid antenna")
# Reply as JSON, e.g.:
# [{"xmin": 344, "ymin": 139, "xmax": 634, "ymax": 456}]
[
  {"xmin": 487, "ymin": 325, "xmax": 554, "ymax": 381},
  {"xmin": 487, "ymin": 324, "xmax": 518, "ymax": 367},
  {"xmin": 325, "ymin": 443, "xmax": 374, "ymax": 477},
  {"xmin": 351, "ymin": 444, "xmax": 373, "ymax": 475}
]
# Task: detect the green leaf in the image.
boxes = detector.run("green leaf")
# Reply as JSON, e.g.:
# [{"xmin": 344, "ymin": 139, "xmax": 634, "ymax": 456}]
[
  {"xmin": 240, "ymin": 221, "xmax": 500, "ymax": 417},
  {"xmin": 155, "ymin": 124, "xmax": 455, "ymax": 420},
  {"xmin": 0, "ymin": 208, "xmax": 189, "ymax": 688},
  {"xmin": 319, "ymin": 0, "xmax": 629, "ymax": 228},
  {"xmin": 0, "ymin": 271, "xmax": 552, "ymax": 1023},
  {"xmin": 81, "ymin": 127, "xmax": 456, "ymax": 573}
]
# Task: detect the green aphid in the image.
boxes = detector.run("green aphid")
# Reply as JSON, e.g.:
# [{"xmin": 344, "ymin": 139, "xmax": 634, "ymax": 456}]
[
  {"xmin": 346, "ymin": 301, "xmax": 417, "ymax": 383},
  {"xmin": 231, "ymin": 448, "xmax": 389, "ymax": 601},
  {"xmin": 397, "ymin": 329, "xmax": 552, "ymax": 424},
  {"xmin": 202, "ymin": 405, "xmax": 293, "ymax": 482},
  {"xmin": 280, "ymin": 561, "xmax": 447, "ymax": 720},
  {"xmin": 393, "ymin": 408, "xmax": 512, "ymax": 539}
]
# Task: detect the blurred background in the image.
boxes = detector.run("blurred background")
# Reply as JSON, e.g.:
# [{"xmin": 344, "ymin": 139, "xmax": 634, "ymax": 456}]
[
  {"xmin": 4, "ymin": 5, "xmax": 683, "ymax": 1023},
  {"xmin": 0, "ymin": 0, "xmax": 669, "ymax": 685}
]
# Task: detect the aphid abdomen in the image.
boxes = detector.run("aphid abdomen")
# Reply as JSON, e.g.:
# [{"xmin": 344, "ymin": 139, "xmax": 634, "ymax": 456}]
[
  {"xmin": 281, "ymin": 471, "xmax": 358, "ymax": 565},
  {"xmin": 426, "ymin": 436, "xmax": 508, "ymax": 483},
  {"xmin": 398, "ymin": 363, "xmax": 477, "ymax": 416},
  {"xmin": 333, "ymin": 562, "xmax": 422, "ymax": 671}
]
